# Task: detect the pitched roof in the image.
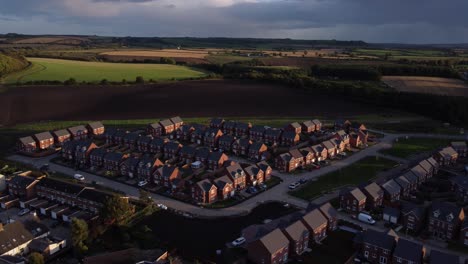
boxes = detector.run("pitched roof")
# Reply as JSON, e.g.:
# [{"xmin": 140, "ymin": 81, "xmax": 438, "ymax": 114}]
[
  {"xmin": 257, "ymin": 228, "xmax": 289, "ymax": 254},
  {"xmin": 257, "ymin": 161, "xmax": 271, "ymax": 172},
  {"xmin": 226, "ymin": 163, "xmax": 245, "ymax": 179},
  {"xmin": 195, "ymin": 147, "xmax": 211, "ymax": 158},
  {"xmin": 34, "ymin": 131, "xmax": 53, "ymax": 141},
  {"xmin": 311, "ymin": 119, "xmax": 322, "ymax": 126},
  {"xmin": 157, "ymin": 165, "xmax": 179, "ymax": 178},
  {"xmin": 0, "ymin": 221, "xmax": 36, "ymax": 255},
  {"xmin": 451, "ymin": 141, "xmax": 467, "ymax": 148},
  {"xmin": 219, "ymin": 134, "xmax": 235, "ymax": 144},
  {"xmin": 362, "ymin": 229, "xmax": 395, "ymax": 250},
  {"xmin": 289, "ymin": 149, "xmax": 303, "ymax": 159},
  {"xmin": 208, "ymin": 151, "xmax": 227, "ymax": 162},
  {"xmin": 402, "ymin": 171, "xmax": 418, "ymax": 184},
  {"xmin": 236, "ymin": 122, "xmax": 251, "ymax": 130},
  {"xmin": 288, "ymin": 122, "xmax": 301, "ymax": 129},
  {"xmin": 53, "ymin": 129, "xmax": 70, "ymax": 137},
  {"xmin": 214, "ymin": 175, "xmax": 233, "ymax": 189},
  {"xmin": 148, "ymin": 122, "xmax": 162, "ymax": 129},
  {"xmin": 311, "ymin": 144, "xmax": 325, "ymax": 153},
  {"xmin": 302, "ymin": 209, "xmax": 327, "ymax": 230},
  {"xmin": 197, "ymin": 179, "xmax": 215, "ymax": 192},
  {"xmin": 419, "ymin": 160, "xmax": 433, "ymax": 173},
  {"xmin": 170, "ymin": 116, "xmax": 183, "ymax": 124},
  {"xmin": 122, "ymin": 155, "xmax": 140, "ymax": 168},
  {"xmin": 90, "ymin": 147, "xmax": 107, "ymax": 158},
  {"xmin": 250, "ymin": 142, "xmax": 266, "ymax": 152},
  {"xmin": 68, "ymin": 125, "xmax": 87, "ymax": 135},
  {"xmin": 124, "ymin": 132, "xmax": 140, "ymax": 141},
  {"xmin": 401, "ymin": 201, "xmax": 425, "ymax": 219},
  {"xmin": 180, "ymin": 145, "xmax": 197, "ymax": 156},
  {"xmin": 165, "ymin": 141, "xmax": 182, "ymax": 151},
  {"xmin": 104, "ymin": 152, "xmax": 126, "ymax": 162},
  {"xmin": 19, "ymin": 136, "xmax": 36, "ymax": 145},
  {"xmin": 77, "ymin": 188, "xmax": 113, "ymax": 203},
  {"xmin": 430, "ymin": 201, "xmax": 463, "ymax": 224},
  {"xmin": 426, "ymin": 157, "xmax": 439, "ymax": 168},
  {"xmin": 87, "ymin": 121, "xmax": 104, "ymax": 130},
  {"xmin": 38, "ymin": 177, "xmax": 84, "ymax": 195},
  {"xmin": 223, "ymin": 121, "xmax": 237, "ymax": 129},
  {"xmin": 439, "ymin": 146, "xmax": 458, "ymax": 157},
  {"xmin": 430, "ymin": 250, "xmax": 459, "ymax": 264},
  {"xmin": 282, "ymin": 131, "xmax": 298, "ymax": 140},
  {"xmin": 244, "ymin": 165, "xmax": 261, "ymax": 177},
  {"xmin": 349, "ymin": 187, "xmax": 366, "ymax": 201},
  {"xmin": 234, "ymin": 138, "xmax": 252, "ymax": 147},
  {"xmin": 318, "ymin": 202, "xmax": 338, "ymax": 220},
  {"xmin": 159, "ymin": 119, "xmax": 173, "ymax": 127},
  {"xmin": 265, "ymin": 128, "xmax": 282, "ymax": 137},
  {"xmin": 278, "ymin": 152, "xmax": 293, "ymax": 162},
  {"xmin": 282, "ymin": 220, "xmax": 308, "ymax": 241},
  {"xmin": 210, "ymin": 118, "xmax": 224, "ymax": 126},
  {"xmin": 8, "ymin": 175, "xmax": 37, "ymax": 189},
  {"xmin": 322, "ymin": 140, "xmax": 335, "ymax": 150},
  {"xmin": 381, "ymin": 179, "xmax": 401, "ymax": 195},
  {"xmin": 363, "ymin": 182, "xmax": 384, "ymax": 200},
  {"xmin": 250, "ymin": 125, "xmax": 266, "ymax": 133},
  {"xmin": 395, "ymin": 175, "xmax": 410, "ymax": 189},
  {"xmin": 150, "ymin": 137, "xmax": 167, "ymax": 147},
  {"xmin": 302, "ymin": 120, "xmax": 314, "ymax": 128},
  {"xmin": 393, "ymin": 238, "xmax": 424, "ymax": 262},
  {"xmin": 411, "ymin": 165, "xmax": 426, "ymax": 180}
]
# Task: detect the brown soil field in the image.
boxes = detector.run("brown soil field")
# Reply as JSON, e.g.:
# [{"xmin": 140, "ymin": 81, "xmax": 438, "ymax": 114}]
[
  {"xmin": 0, "ymin": 80, "xmax": 383, "ymax": 125},
  {"xmin": 262, "ymin": 49, "xmax": 342, "ymax": 58},
  {"xmin": 382, "ymin": 76, "xmax": 468, "ymax": 97},
  {"xmin": 13, "ymin": 37, "xmax": 89, "ymax": 45},
  {"xmin": 100, "ymin": 54, "xmax": 209, "ymax": 64},
  {"xmin": 259, "ymin": 57, "xmax": 394, "ymax": 68},
  {"xmin": 100, "ymin": 49, "xmax": 210, "ymax": 59}
]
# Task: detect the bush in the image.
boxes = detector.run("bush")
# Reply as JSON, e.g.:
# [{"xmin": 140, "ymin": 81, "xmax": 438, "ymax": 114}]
[{"xmin": 135, "ymin": 76, "xmax": 145, "ymax": 84}]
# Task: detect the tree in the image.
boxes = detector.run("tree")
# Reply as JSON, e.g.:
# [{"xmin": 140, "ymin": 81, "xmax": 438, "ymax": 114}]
[
  {"xmin": 100, "ymin": 79, "xmax": 108, "ymax": 85},
  {"xmin": 100, "ymin": 194, "xmax": 134, "ymax": 226},
  {"xmin": 71, "ymin": 218, "xmax": 89, "ymax": 254},
  {"xmin": 28, "ymin": 252, "xmax": 44, "ymax": 264},
  {"xmin": 139, "ymin": 189, "xmax": 153, "ymax": 206},
  {"xmin": 135, "ymin": 76, "xmax": 145, "ymax": 84}
]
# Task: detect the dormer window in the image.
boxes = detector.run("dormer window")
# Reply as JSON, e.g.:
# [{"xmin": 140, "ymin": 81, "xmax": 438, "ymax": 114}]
[
  {"xmin": 433, "ymin": 210, "xmax": 441, "ymax": 218},
  {"xmin": 447, "ymin": 213, "xmax": 454, "ymax": 222}
]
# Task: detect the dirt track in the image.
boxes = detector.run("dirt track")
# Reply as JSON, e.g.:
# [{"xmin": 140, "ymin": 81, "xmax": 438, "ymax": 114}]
[{"xmin": 0, "ymin": 80, "xmax": 381, "ymax": 125}]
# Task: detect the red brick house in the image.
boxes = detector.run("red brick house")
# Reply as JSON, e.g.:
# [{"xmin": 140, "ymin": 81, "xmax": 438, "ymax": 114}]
[
  {"xmin": 195, "ymin": 147, "xmax": 211, "ymax": 165},
  {"xmin": 179, "ymin": 145, "xmax": 197, "ymax": 164},
  {"xmin": 153, "ymin": 165, "xmax": 181, "ymax": 188},
  {"xmin": 349, "ymin": 132, "xmax": 362, "ymax": 148},
  {"xmin": 226, "ymin": 163, "xmax": 247, "ymax": 190},
  {"xmin": 331, "ymin": 138, "xmax": 346, "ymax": 154},
  {"xmin": 301, "ymin": 209, "xmax": 328, "ymax": 242},
  {"xmin": 74, "ymin": 141, "xmax": 98, "ymax": 166},
  {"xmin": 232, "ymin": 138, "xmax": 252, "ymax": 156},
  {"xmin": 190, "ymin": 125, "xmax": 207, "ymax": 145},
  {"xmin": 149, "ymin": 138, "xmax": 168, "ymax": 154},
  {"xmin": 7, "ymin": 174, "xmax": 41, "ymax": 199},
  {"xmin": 339, "ymin": 187, "xmax": 366, "ymax": 216},
  {"xmin": 281, "ymin": 220, "xmax": 309, "ymax": 256},
  {"xmin": 176, "ymin": 124, "xmax": 195, "ymax": 141},
  {"xmin": 393, "ymin": 238, "xmax": 425, "ymax": 264},
  {"xmin": 451, "ymin": 141, "xmax": 467, "ymax": 158},
  {"xmin": 170, "ymin": 116, "xmax": 184, "ymax": 130},
  {"xmin": 17, "ymin": 136, "xmax": 37, "ymax": 153},
  {"xmin": 67, "ymin": 125, "xmax": 88, "ymax": 140},
  {"xmin": 401, "ymin": 202, "xmax": 425, "ymax": 234},
  {"xmin": 159, "ymin": 119, "xmax": 175, "ymax": 135},
  {"xmin": 192, "ymin": 179, "xmax": 217, "ymax": 204},
  {"xmin": 395, "ymin": 175, "xmax": 412, "ymax": 198},
  {"xmin": 218, "ymin": 134, "xmax": 235, "ymax": 152},
  {"xmin": 112, "ymin": 129, "xmax": 128, "ymax": 145},
  {"xmin": 89, "ymin": 148, "xmax": 107, "ymax": 168},
  {"xmin": 284, "ymin": 122, "xmax": 302, "ymax": 134},
  {"xmin": 207, "ymin": 152, "xmax": 229, "ymax": 171},
  {"xmin": 147, "ymin": 122, "xmax": 163, "ymax": 137},
  {"xmin": 250, "ymin": 125, "xmax": 266, "ymax": 141},
  {"xmin": 264, "ymin": 128, "xmax": 283, "ymax": 145},
  {"xmin": 435, "ymin": 146, "xmax": 458, "ymax": 166},
  {"xmin": 244, "ymin": 165, "xmax": 264, "ymax": 186},
  {"xmin": 123, "ymin": 132, "xmax": 140, "ymax": 150},
  {"xmin": 137, "ymin": 155, "xmax": 163, "ymax": 180},
  {"xmin": 119, "ymin": 155, "xmax": 140, "ymax": 178},
  {"xmin": 52, "ymin": 129, "xmax": 71, "ymax": 147},
  {"xmin": 427, "ymin": 157, "xmax": 440, "ymax": 174},
  {"xmin": 103, "ymin": 152, "xmax": 128, "ymax": 173},
  {"xmin": 334, "ymin": 130, "xmax": 350, "ymax": 147},
  {"xmin": 428, "ymin": 202, "xmax": 464, "ymax": 241},
  {"xmin": 311, "ymin": 144, "xmax": 328, "ymax": 161},
  {"xmin": 222, "ymin": 121, "xmax": 237, "ymax": 135},
  {"xmin": 214, "ymin": 175, "xmax": 234, "ymax": 200},
  {"xmin": 204, "ymin": 128, "xmax": 223, "ymax": 148},
  {"xmin": 312, "ymin": 119, "xmax": 322, "ymax": 131},
  {"xmin": 362, "ymin": 182, "xmax": 384, "ymax": 210},
  {"xmin": 380, "ymin": 179, "xmax": 401, "ymax": 205},
  {"xmin": 318, "ymin": 202, "xmax": 338, "ymax": 232},
  {"xmin": 301, "ymin": 120, "xmax": 315, "ymax": 134},
  {"xmin": 234, "ymin": 122, "xmax": 252, "ymax": 137},
  {"xmin": 209, "ymin": 118, "xmax": 225, "ymax": 129},
  {"xmin": 410, "ymin": 164, "xmax": 427, "ymax": 183},
  {"xmin": 247, "ymin": 228, "xmax": 290, "ymax": 264},
  {"xmin": 360, "ymin": 230, "xmax": 396, "ymax": 264},
  {"xmin": 275, "ymin": 150, "xmax": 302, "ymax": 173},
  {"xmin": 136, "ymin": 136, "xmax": 153, "ymax": 153},
  {"xmin": 33, "ymin": 132, "xmax": 55, "ymax": 150},
  {"xmin": 86, "ymin": 121, "xmax": 105, "ymax": 137},
  {"xmin": 281, "ymin": 131, "xmax": 300, "ymax": 147},
  {"xmin": 248, "ymin": 142, "xmax": 268, "ymax": 162},
  {"xmin": 257, "ymin": 161, "xmax": 272, "ymax": 181},
  {"xmin": 61, "ymin": 140, "xmax": 78, "ymax": 161},
  {"xmin": 401, "ymin": 171, "xmax": 419, "ymax": 192},
  {"xmin": 163, "ymin": 141, "xmax": 182, "ymax": 159},
  {"xmin": 299, "ymin": 147, "xmax": 316, "ymax": 166},
  {"xmin": 321, "ymin": 140, "xmax": 337, "ymax": 158},
  {"xmin": 419, "ymin": 159, "xmax": 434, "ymax": 179}
]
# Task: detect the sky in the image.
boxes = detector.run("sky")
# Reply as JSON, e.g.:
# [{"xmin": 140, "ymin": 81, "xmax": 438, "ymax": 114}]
[{"xmin": 0, "ymin": 0, "xmax": 467, "ymax": 44}]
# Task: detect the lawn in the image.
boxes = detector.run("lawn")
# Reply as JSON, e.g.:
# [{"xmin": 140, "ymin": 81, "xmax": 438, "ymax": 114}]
[
  {"xmin": 290, "ymin": 156, "xmax": 398, "ymax": 201},
  {"xmin": 380, "ymin": 137, "xmax": 451, "ymax": 159},
  {"xmin": 2, "ymin": 57, "xmax": 208, "ymax": 84}
]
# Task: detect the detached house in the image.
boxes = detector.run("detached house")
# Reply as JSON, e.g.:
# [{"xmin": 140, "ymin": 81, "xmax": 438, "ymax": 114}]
[
  {"xmin": 257, "ymin": 161, "xmax": 273, "ymax": 181},
  {"xmin": 179, "ymin": 145, "xmax": 197, "ymax": 164},
  {"xmin": 219, "ymin": 134, "xmax": 235, "ymax": 152},
  {"xmin": 153, "ymin": 165, "xmax": 181, "ymax": 187},
  {"xmin": 248, "ymin": 142, "xmax": 268, "ymax": 161},
  {"xmin": 103, "ymin": 152, "xmax": 127, "ymax": 173},
  {"xmin": 311, "ymin": 144, "xmax": 328, "ymax": 161},
  {"xmin": 360, "ymin": 230, "xmax": 396, "ymax": 264},
  {"xmin": 400, "ymin": 202, "xmax": 425, "ymax": 233},
  {"xmin": 214, "ymin": 175, "xmax": 234, "ymax": 200},
  {"xmin": 209, "ymin": 118, "xmax": 225, "ymax": 129},
  {"xmin": 300, "ymin": 147, "xmax": 316, "ymax": 166},
  {"xmin": 234, "ymin": 122, "xmax": 251, "ymax": 137},
  {"xmin": 362, "ymin": 182, "xmax": 384, "ymax": 210},
  {"xmin": 164, "ymin": 141, "xmax": 182, "ymax": 159},
  {"xmin": 190, "ymin": 125, "xmax": 207, "ymax": 145},
  {"xmin": 137, "ymin": 155, "xmax": 163, "ymax": 180},
  {"xmin": 34, "ymin": 132, "xmax": 54, "ymax": 150},
  {"xmin": 264, "ymin": 128, "xmax": 283, "ymax": 145},
  {"xmin": 340, "ymin": 187, "xmax": 366, "ymax": 215},
  {"xmin": 275, "ymin": 152, "xmax": 300, "ymax": 173},
  {"xmin": 331, "ymin": 138, "xmax": 346, "ymax": 154},
  {"xmin": 281, "ymin": 220, "xmax": 309, "ymax": 256},
  {"xmin": 74, "ymin": 141, "xmax": 98, "ymax": 166},
  {"xmin": 7, "ymin": 174, "xmax": 40, "ymax": 199},
  {"xmin": 311, "ymin": 119, "xmax": 322, "ymax": 131},
  {"xmin": 393, "ymin": 238, "xmax": 425, "ymax": 264},
  {"xmin": 149, "ymin": 138, "xmax": 168, "ymax": 154},
  {"xmin": 349, "ymin": 132, "xmax": 362, "ymax": 148},
  {"xmin": 250, "ymin": 125, "xmax": 266, "ymax": 141},
  {"xmin": 120, "ymin": 155, "xmax": 140, "ymax": 178},
  {"xmin": 207, "ymin": 152, "xmax": 229, "ymax": 170},
  {"xmin": 86, "ymin": 121, "xmax": 105, "ymax": 136},
  {"xmin": 301, "ymin": 120, "xmax": 315, "ymax": 134},
  {"xmin": 204, "ymin": 128, "xmax": 223, "ymax": 148},
  {"xmin": 159, "ymin": 119, "xmax": 175, "ymax": 135},
  {"xmin": 67, "ymin": 125, "xmax": 88, "ymax": 140},
  {"xmin": 244, "ymin": 165, "xmax": 264, "ymax": 186},
  {"xmin": 281, "ymin": 131, "xmax": 300, "ymax": 147},
  {"xmin": 284, "ymin": 122, "xmax": 301, "ymax": 134},
  {"xmin": 17, "ymin": 136, "xmax": 37, "ymax": 153},
  {"xmin": 301, "ymin": 209, "xmax": 328, "ymax": 242},
  {"xmin": 52, "ymin": 129, "xmax": 71, "ymax": 146},
  {"xmin": 192, "ymin": 179, "xmax": 217, "ymax": 204},
  {"xmin": 435, "ymin": 146, "xmax": 458, "ymax": 166},
  {"xmin": 335, "ymin": 130, "xmax": 350, "ymax": 147},
  {"xmin": 147, "ymin": 122, "xmax": 163, "ymax": 137},
  {"xmin": 226, "ymin": 163, "xmax": 247, "ymax": 190},
  {"xmin": 176, "ymin": 124, "xmax": 194, "ymax": 141},
  {"xmin": 451, "ymin": 141, "xmax": 467, "ymax": 158},
  {"xmin": 247, "ymin": 228, "xmax": 290, "ymax": 264},
  {"xmin": 89, "ymin": 148, "xmax": 107, "ymax": 168},
  {"xmin": 170, "ymin": 116, "xmax": 184, "ymax": 130},
  {"xmin": 232, "ymin": 138, "xmax": 252, "ymax": 156},
  {"xmin": 428, "ymin": 202, "xmax": 464, "ymax": 241},
  {"xmin": 321, "ymin": 140, "xmax": 337, "ymax": 158}
]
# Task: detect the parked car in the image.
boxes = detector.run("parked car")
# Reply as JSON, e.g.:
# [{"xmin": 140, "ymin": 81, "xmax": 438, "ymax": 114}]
[
  {"xmin": 74, "ymin": 174, "xmax": 85, "ymax": 181},
  {"xmin": 18, "ymin": 208, "xmax": 30, "ymax": 216},
  {"xmin": 247, "ymin": 187, "xmax": 258, "ymax": 194},
  {"xmin": 258, "ymin": 183, "xmax": 267, "ymax": 190},
  {"xmin": 299, "ymin": 178, "xmax": 308, "ymax": 184},
  {"xmin": 232, "ymin": 237, "xmax": 246, "ymax": 247},
  {"xmin": 358, "ymin": 213, "xmax": 376, "ymax": 225},
  {"xmin": 138, "ymin": 180, "xmax": 148, "ymax": 187},
  {"xmin": 288, "ymin": 182, "xmax": 300, "ymax": 190}
]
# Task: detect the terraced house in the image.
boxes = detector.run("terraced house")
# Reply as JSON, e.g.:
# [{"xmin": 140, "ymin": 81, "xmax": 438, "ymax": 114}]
[
  {"xmin": 207, "ymin": 152, "xmax": 229, "ymax": 171},
  {"xmin": 52, "ymin": 129, "xmax": 71, "ymax": 146},
  {"xmin": 103, "ymin": 152, "xmax": 128, "ymax": 173},
  {"xmin": 179, "ymin": 145, "xmax": 197, "ymax": 164},
  {"xmin": 120, "ymin": 155, "xmax": 140, "ymax": 178},
  {"xmin": 67, "ymin": 125, "xmax": 88, "ymax": 140},
  {"xmin": 232, "ymin": 138, "xmax": 252, "ymax": 156},
  {"xmin": 33, "ymin": 132, "xmax": 54, "ymax": 150},
  {"xmin": 89, "ymin": 148, "xmax": 108, "ymax": 168},
  {"xmin": 149, "ymin": 137, "xmax": 168, "ymax": 154},
  {"xmin": 176, "ymin": 124, "xmax": 195, "ymax": 141},
  {"xmin": 163, "ymin": 141, "xmax": 182, "ymax": 159},
  {"xmin": 264, "ymin": 128, "xmax": 283, "ymax": 145},
  {"xmin": 360, "ymin": 230, "xmax": 396, "ymax": 264},
  {"xmin": 209, "ymin": 118, "xmax": 225, "ymax": 129},
  {"xmin": 218, "ymin": 134, "xmax": 235, "ymax": 151},
  {"xmin": 86, "ymin": 121, "xmax": 105, "ymax": 136},
  {"xmin": 234, "ymin": 122, "xmax": 251, "ymax": 137},
  {"xmin": 222, "ymin": 120, "xmax": 237, "ymax": 135},
  {"xmin": 136, "ymin": 135, "xmax": 153, "ymax": 153}
]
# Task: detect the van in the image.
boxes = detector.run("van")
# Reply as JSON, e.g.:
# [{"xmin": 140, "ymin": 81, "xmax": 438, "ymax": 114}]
[{"xmin": 358, "ymin": 213, "xmax": 376, "ymax": 225}]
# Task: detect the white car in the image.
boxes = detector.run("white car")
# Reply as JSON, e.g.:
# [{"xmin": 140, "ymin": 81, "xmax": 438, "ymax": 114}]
[
  {"xmin": 288, "ymin": 182, "xmax": 300, "ymax": 190},
  {"xmin": 74, "ymin": 174, "xmax": 85, "ymax": 181},
  {"xmin": 18, "ymin": 208, "xmax": 30, "ymax": 216},
  {"xmin": 232, "ymin": 237, "xmax": 246, "ymax": 247},
  {"xmin": 138, "ymin": 180, "xmax": 148, "ymax": 187}
]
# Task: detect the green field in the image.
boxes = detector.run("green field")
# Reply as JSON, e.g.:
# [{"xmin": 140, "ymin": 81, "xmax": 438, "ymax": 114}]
[
  {"xmin": 2, "ymin": 58, "xmax": 208, "ymax": 84},
  {"xmin": 290, "ymin": 156, "xmax": 398, "ymax": 201},
  {"xmin": 380, "ymin": 137, "xmax": 451, "ymax": 159}
]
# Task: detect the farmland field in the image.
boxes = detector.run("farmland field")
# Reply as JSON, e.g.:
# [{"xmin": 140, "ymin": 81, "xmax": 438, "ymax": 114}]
[
  {"xmin": 2, "ymin": 58, "xmax": 208, "ymax": 84},
  {"xmin": 382, "ymin": 76, "xmax": 468, "ymax": 97}
]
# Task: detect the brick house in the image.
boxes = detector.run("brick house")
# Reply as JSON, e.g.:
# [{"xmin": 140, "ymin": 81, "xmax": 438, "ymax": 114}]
[
  {"xmin": 264, "ymin": 128, "xmax": 283, "ymax": 145},
  {"xmin": 257, "ymin": 161, "xmax": 272, "ymax": 181},
  {"xmin": 349, "ymin": 132, "xmax": 362, "ymax": 148},
  {"xmin": 435, "ymin": 146, "xmax": 458, "ymax": 166},
  {"xmin": 335, "ymin": 130, "xmax": 350, "ymax": 147},
  {"xmin": 281, "ymin": 220, "xmax": 309, "ymax": 256},
  {"xmin": 401, "ymin": 171, "xmax": 419, "ymax": 192},
  {"xmin": 153, "ymin": 165, "xmax": 181, "ymax": 187},
  {"xmin": 33, "ymin": 132, "xmax": 54, "ymax": 150},
  {"xmin": 232, "ymin": 138, "xmax": 252, "ymax": 156},
  {"xmin": 401, "ymin": 201, "xmax": 425, "ymax": 234},
  {"xmin": 459, "ymin": 221, "xmax": 468, "ymax": 247},
  {"xmin": 149, "ymin": 138, "xmax": 168, "ymax": 154},
  {"xmin": 74, "ymin": 141, "xmax": 98, "ymax": 166},
  {"xmin": 137, "ymin": 155, "xmax": 163, "ymax": 180},
  {"xmin": 410, "ymin": 165, "xmax": 426, "ymax": 185},
  {"xmin": 301, "ymin": 209, "xmax": 328, "ymax": 242},
  {"xmin": 451, "ymin": 176, "xmax": 468, "ymax": 203},
  {"xmin": 427, "ymin": 157, "xmax": 440, "ymax": 174},
  {"xmin": 419, "ymin": 159, "xmax": 434, "ymax": 179},
  {"xmin": 395, "ymin": 175, "xmax": 412, "ymax": 198},
  {"xmin": 147, "ymin": 122, "xmax": 163, "ymax": 137},
  {"xmin": 451, "ymin": 141, "xmax": 467, "ymax": 158},
  {"xmin": 360, "ymin": 230, "xmax": 395, "ymax": 264},
  {"xmin": 234, "ymin": 122, "xmax": 251, "ymax": 137},
  {"xmin": 244, "ymin": 165, "xmax": 264, "ymax": 186},
  {"xmin": 136, "ymin": 136, "xmax": 153, "ymax": 153},
  {"xmin": 86, "ymin": 121, "xmax": 105, "ymax": 137},
  {"xmin": 7, "ymin": 174, "xmax": 40, "ymax": 199},
  {"xmin": 299, "ymin": 147, "xmax": 316, "ymax": 166},
  {"xmin": 247, "ymin": 228, "xmax": 290, "ymax": 264},
  {"xmin": 103, "ymin": 152, "xmax": 128, "ymax": 173},
  {"xmin": 250, "ymin": 125, "xmax": 266, "ymax": 141},
  {"xmin": 192, "ymin": 179, "xmax": 217, "ymax": 204},
  {"xmin": 159, "ymin": 119, "xmax": 175, "ymax": 135},
  {"xmin": 17, "ymin": 136, "xmax": 37, "ymax": 153},
  {"xmin": 214, "ymin": 175, "xmax": 234, "ymax": 200},
  {"xmin": 281, "ymin": 131, "xmax": 300, "ymax": 147},
  {"xmin": 103, "ymin": 128, "xmax": 116, "ymax": 145},
  {"xmin": 392, "ymin": 238, "xmax": 425, "ymax": 264},
  {"xmin": 179, "ymin": 145, "xmax": 197, "ymax": 164},
  {"xmin": 321, "ymin": 140, "xmax": 337, "ymax": 158},
  {"xmin": 61, "ymin": 140, "xmax": 78, "ymax": 161},
  {"xmin": 67, "ymin": 125, "xmax": 88, "ymax": 140},
  {"xmin": 311, "ymin": 119, "xmax": 322, "ymax": 131},
  {"xmin": 362, "ymin": 182, "xmax": 384, "ymax": 210},
  {"xmin": 222, "ymin": 121, "xmax": 237, "ymax": 135},
  {"xmin": 318, "ymin": 202, "xmax": 338, "ymax": 232},
  {"xmin": 112, "ymin": 129, "xmax": 128, "ymax": 145},
  {"xmin": 428, "ymin": 202, "xmax": 465, "ymax": 241},
  {"xmin": 207, "ymin": 152, "xmax": 229, "ymax": 171},
  {"xmin": 52, "ymin": 129, "xmax": 71, "ymax": 146},
  {"xmin": 284, "ymin": 122, "xmax": 301, "ymax": 134},
  {"xmin": 120, "ymin": 155, "xmax": 140, "ymax": 178},
  {"xmin": 275, "ymin": 152, "xmax": 299, "ymax": 173},
  {"xmin": 209, "ymin": 118, "xmax": 225, "ymax": 129},
  {"xmin": 89, "ymin": 147, "xmax": 107, "ymax": 168},
  {"xmin": 331, "ymin": 138, "xmax": 346, "ymax": 154},
  {"xmin": 218, "ymin": 134, "xmax": 235, "ymax": 152},
  {"xmin": 195, "ymin": 147, "xmax": 211, "ymax": 165},
  {"xmin": 190, "ymin": 125, "xmax": 207, "ymax": 145},
  {"xmin": 301, "ymin": 120, "xmax": 315, "ymax": 134},
  {"xmin": 170, "ymin": 116, "xmax": 184, "ymax": 130},
  {"xmin": 176, "ymin": 124, "xmax": 194, "ymax": 141},
  {"xmin": 311, "ymin": 144, "xmax": 328, "ymax": 161},
  {"xmin": 204, "ymin": 128, "xmax": 223, "ymax": 148},
  {"xmin": 226, "ymin": 163, "xmax": 247, "ymax": 190},
  {"xmin": 163, "ymin": 141, "xmax": 182, "ymax": 159},
  {"xmin": 123, "ymin": 132, "xmax": 140, "ymax": 150},
  {"xmin": 248, "ymin": 142, "xmax": 268, "ymax": 162},
  {"xmin": 339, "ymin": 187, "xmax": 366, "ymax": 216},
  {"xmin": 380, "ymin": 179, "xmax": 401, "ymax": 205}
]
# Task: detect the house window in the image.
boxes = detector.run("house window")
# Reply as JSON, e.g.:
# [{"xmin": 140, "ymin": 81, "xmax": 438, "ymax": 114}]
[
  {"xmin": 396, "ymin": 257, "xmax": 402, "ymax": 263},
  {"xmin": 364, "ymin": 251, "xmax": 369, "ymax": 258},
  {"xmin": 379, "ymin": 256, "xmax": 387, "ymax": 264}
]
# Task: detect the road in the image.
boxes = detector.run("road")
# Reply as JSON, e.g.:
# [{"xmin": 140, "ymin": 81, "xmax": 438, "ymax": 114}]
[{"xmin": 7, "ymin": 131, "xmax": 465, "ymax": 217}]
